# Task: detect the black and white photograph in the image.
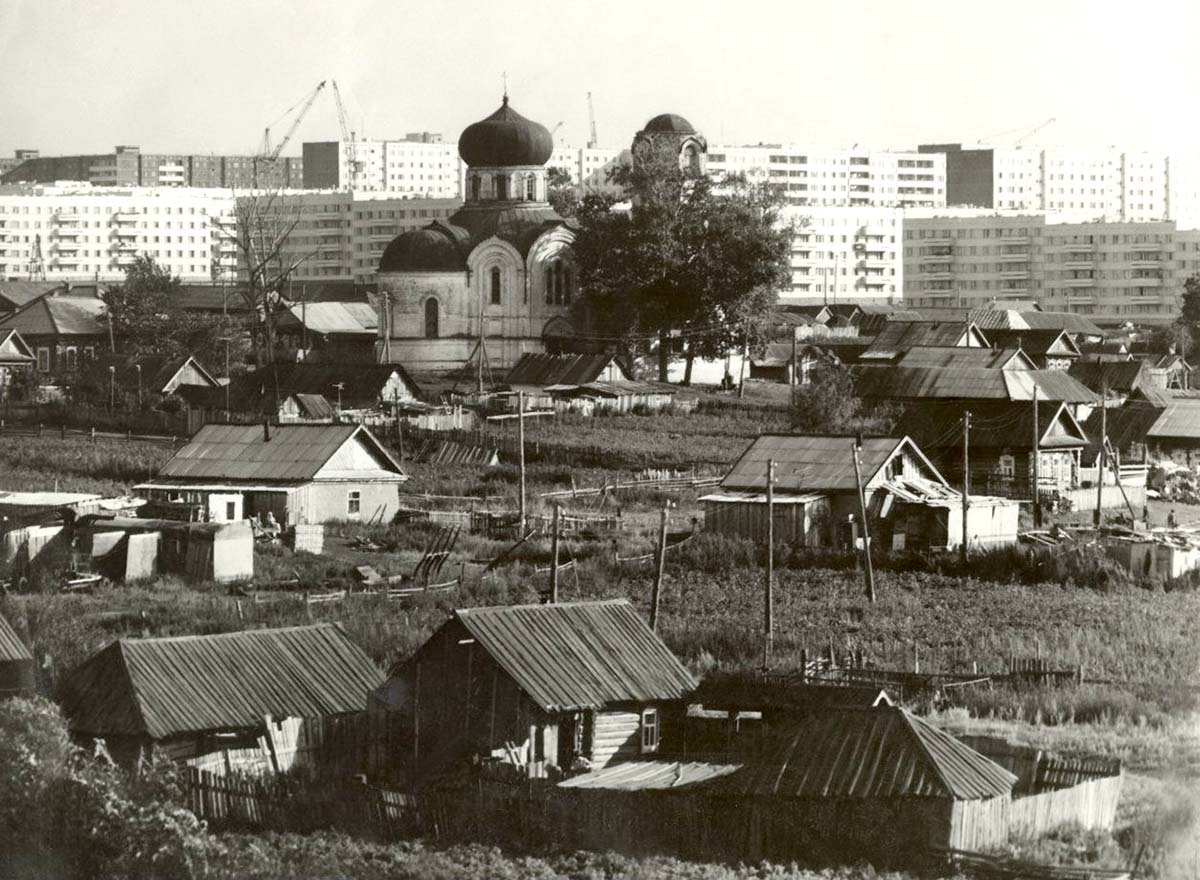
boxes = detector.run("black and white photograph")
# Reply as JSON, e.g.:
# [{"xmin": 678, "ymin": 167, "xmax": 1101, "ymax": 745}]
[{"xmin": 0, "ymin": 0, "xmax": 1197, "ymax": 877}]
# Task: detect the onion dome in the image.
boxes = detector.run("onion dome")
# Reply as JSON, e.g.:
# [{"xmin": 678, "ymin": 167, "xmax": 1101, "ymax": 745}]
[
  {"xmin": 458, "ymin": 97, "xmax": 554, "ymax": 168},
  {"xmin": 642, "ymin": 113, "xmax": 696, "ymax": 134},
  {"xmin": 378, "ymin": 222, "xmax": 467, "ymax": 272}
]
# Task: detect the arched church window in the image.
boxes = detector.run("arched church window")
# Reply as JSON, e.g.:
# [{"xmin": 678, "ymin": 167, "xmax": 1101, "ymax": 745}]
[
  {"xmin": 545, "ymin": 265, "xmax": 554, "ymax": 305},
  {"xmin": 470, "ymin": 176, "xmax": 481, "ymax": 201},
  {"xmin": 683, "ymin": 144, "xmax": 701, "ymax": 173},
  {"xmin": 490, "ymin": 267, "xmax": 502, "ymax": 305},
  {"xmin": 495, "ymin": 174, "xmax": 508, "ymax": 200},
  {"xmin": 525, "ymin": 174, "xmax": 536, "ymax": 201},
  {"xmin": 424, "ymin": 298, "xmax": 439, "ymax": 338},
  {"xmin": 553, "ymin": 261, "xmax": 564, "ymax": 305}
]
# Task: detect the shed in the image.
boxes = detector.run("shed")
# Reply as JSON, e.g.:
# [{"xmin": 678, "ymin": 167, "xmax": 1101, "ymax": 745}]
[
  {"xmin": 279, "ymin": 392, "xmax": 337, "ymax": 423},
  {"xmin": 504, "ymin": 352, "xmax": 630, "ymax": 391},
  {"xmin": 554, "ymin": 380, "xmax": 676, "ymax": 414},
  {"xmin": 59, "ymin": 623, "xmax": 384, "ymax": 770},
  {"xmin": 370, "ymin": 599, "xmax": 697, "ymax": 785},
  {"xmin": 135, "ymin": 423, "xmax": 407, "ymax": 526},
  {"xmin": 0, "ymin": 611, "xmax": 35, "ymax": 698},
  {"xmin": 858, "ymin": 321, "xmax": 990, "ymax": 362}
]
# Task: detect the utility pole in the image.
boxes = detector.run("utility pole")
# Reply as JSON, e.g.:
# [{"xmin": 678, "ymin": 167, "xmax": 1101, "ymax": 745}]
[
  {"xmin": 394, "ymin": 389, "xmax": 403, "ymax": 461},
  {"xmin": 790, "ymin": 331, "xmax": 799, "ymax": 401},
  {"xmin": 961, "ymin": 411, "xmax": 971, "ymax": 562},
  {"xmin": 476, "ymin": 285, "xmax": 485, "ymax": 394},
  {"xmin": 764, "ymin": 458, "xmax": 775, "ymax": 668},
  {"xmin": 517, "ymin": 391, "xmax": 526, "ymax": 533},
  {"xmin": 851, "ymin": 439, "xmax": 876, "ymax": 603},
  {"xmin": 1094, "ymin": 381, "xmax": 1107, "ymax": 528},
  {"xmin": 1032, "ymin": 385, "xmax": 1041, "ymax": 528},
  {"xmin": 650, "ymin": 505, "xmax": 669, "ymax": 632},
  {"xmin": 549, "ymin": 503, "xmax": 561, "ymax": 604}
]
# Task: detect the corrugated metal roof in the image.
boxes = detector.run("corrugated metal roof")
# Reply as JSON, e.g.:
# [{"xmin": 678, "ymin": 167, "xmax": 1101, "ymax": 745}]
[
  {"xmin": 453, "ymin": 599, "xmax": 697, "ymax": 713},
  {"xmin": 985, "ymin": 329, "xmax": 1080, "ymax": 359},
  {"xmin": 1069, "ymin": 361, "xmax": 1147, "ymax": 394},
  {"xmin": 722, "ymin": 434, "xmax": 932, "ymax": 493},
  {"xmin": 896, "ymin": 400, "xmax": 1087, "ymax": 450},
  {"xmin": 860, "ymin": 321, "xmax": 986, "ymax": 360},
  {"xmin": 705, "ymin": 707, "xmax": 1016, "ymax": 801},
  {"xmin": 281, "ymin": 302, "xmax": 378, "ymax": 336},
  {"xmin": 0, "ymin": 612, "xmax": 32, "ymax": 663},
  {"xmin": 506, "ymin": 353, "xmax": 626, "ymax": 387},
  {"xmin": 558, "ymin": 760, "xmax": 742, "ymax": 791},
  {"xmin": 290, "ymin": 393, "xmax": 336, "ymax": 419},
  {"xmin": 156, "ymin": 423, "xmax": 403, "ymax": 482},
  {"xmin": 854, "ymin": 366, "xmax": 1012, "ymax": 400},
  {"xmin": 895, "ymin": 347, "xmax": 1031, "ymax": 370},
  {"xmin": 1146, "ymin": 401, "xmax": 1200, "ymax": 440},
  {"xmin": 60, "ymin": 623, "xmax": 384, "ymax": 739}
]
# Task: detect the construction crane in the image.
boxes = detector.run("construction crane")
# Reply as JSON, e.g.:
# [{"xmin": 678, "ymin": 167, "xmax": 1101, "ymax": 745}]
[
  {"xmin": 260, "ymin": 80, "xmax": 327, "ymax": 160},
  {"xmin": 976, "ymin": 116, "xmax": 1056, "ymax": 147},
  {"xmin": 331, "ymin": 80, "xmax": 358, "ymax": 191},
  {"xmin": 1015, "ymin": 117, "xmax": 1056, "ymax": 146},
  {"xmin": 586, "ymin": 92, "xmax": 599, "ymax": 148},
  {"xmin": 550, "ymin": 121, "xmax": 564, "ymax": 136}
]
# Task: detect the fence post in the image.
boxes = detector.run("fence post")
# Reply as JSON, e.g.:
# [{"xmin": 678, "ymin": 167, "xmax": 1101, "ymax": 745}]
[{"xmin": 90, "ymin": 427, "xmax": 96, "ymax": 444}]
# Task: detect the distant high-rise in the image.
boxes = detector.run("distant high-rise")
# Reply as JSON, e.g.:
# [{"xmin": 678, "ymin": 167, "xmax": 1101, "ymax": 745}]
[{"xmin": 0, "ymin": 146, "xmax": 303, "ymax": 189}]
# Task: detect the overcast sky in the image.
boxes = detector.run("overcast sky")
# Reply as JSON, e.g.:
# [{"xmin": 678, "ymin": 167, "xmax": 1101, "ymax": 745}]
[{"xmin": 2, "ymin": 0, "xmax": 1198, "ymax": 157}]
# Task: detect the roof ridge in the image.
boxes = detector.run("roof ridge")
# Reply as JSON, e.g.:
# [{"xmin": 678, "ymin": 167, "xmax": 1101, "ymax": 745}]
[
  {"xmin": 896, "ymin": 708, "xmax": 955, "ymax": 797},
  {"xmin": 458, "ymin": 598, "xmax": 629, "ymax": 616}
]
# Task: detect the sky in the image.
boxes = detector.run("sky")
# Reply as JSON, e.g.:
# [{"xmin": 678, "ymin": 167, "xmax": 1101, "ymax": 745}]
[{"xmin": 2, "ymin": 0, "xmax": 1199, "ymax": 158}]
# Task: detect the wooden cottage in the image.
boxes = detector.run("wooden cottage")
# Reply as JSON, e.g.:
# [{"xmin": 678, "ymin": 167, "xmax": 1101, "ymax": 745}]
[
  {"xmin": 274, "ymin": 301, "xmax": 379, "ymax": 363},
  {"xmin": 504, "ymin": 352, "xmax": 631, "ymax": 394},
  {"xmin": 0, "ymin": 289, "xmax": 109, "ymax": 375},
  {"xmin": 703, "ymin": 434, "xmax": 1019, "ymax": 551},
  {"xmin": 370, "ymin": 599, "xmax": 698, "ymax": 785},
  {"xmin": 0, "ymin": 328, "xmax": 35, "ymax": 399},
  {"xmin": 984, "ymin": 329, "xmax": 1081, "ymax": 371},
  {"xmin": 135, "ymin": 423, "xmax": 407, "ymax": 525},
  {"xmin": 857, "ymin": 320, "xmax": 991, "ymax": 363},
  {"xmin": 222, "ymin": 362, "xmax": 422, "ymax": 416},
  {"xmin": 0, "ymin": 611, "xmax": 35, "ymax": 698},
  {"xmin": 59, "ymin": 623, "xmax": 384, "ymax": 771},
  {"xmin": 1086, "ymin": 398, "xmax": 1200, "ymax": 467}
]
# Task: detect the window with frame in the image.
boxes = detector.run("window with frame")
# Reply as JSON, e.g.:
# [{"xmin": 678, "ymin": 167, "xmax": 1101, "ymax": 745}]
[
  {"xmin": 998, "ymin": 454, "xmax": 1016, "ymax": 477},
  {"xmin": 640, "ymin": 707, "xmax": 659, "ymax": 754},
  {"xmin": 525, "ymin": 174, "xmax": 536, "ymax": 201},
  {"xmin": 495, "ymin": 174, "xmax": 508, "ymax": 200},
  {"xmin": 490, "ymin": 267, "xmax": 502, "ymax": 305},
  {"xmin": 36, "ymin": 347, "xmax": 50, "ymax": 372},
  {"xmin": 347, "ymin": 491, "xmax": 361, "ymax": 516}
]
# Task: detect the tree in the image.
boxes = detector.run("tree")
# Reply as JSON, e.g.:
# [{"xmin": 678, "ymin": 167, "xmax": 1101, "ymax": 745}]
[
  {"xmin": 1181, "ymin": 274, "xmax": 1200, "ymax": 328},
  {"xmin": 546, "ymin": 166, "xmax": 579, "ymax": 219},
  {"xmin": 101, "ymin": 255, "xmax": 184, "ymax": 356},
  {"xmin": 572, "ymin": 144, "xmax": 793, "ymax": 382},
  {"xmin": 792, "ymin": 360, "xmax": 895, "ymax": 434}
]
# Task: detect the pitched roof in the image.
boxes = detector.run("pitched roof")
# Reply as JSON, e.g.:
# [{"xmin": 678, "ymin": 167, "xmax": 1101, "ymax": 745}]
[
  {"xmin": 506, "ymin": 353, "xmax": 626, "ymax": 386},
  {"xmin": 0, "ymin": 329, "xmax": 35, "ymax": 364},
  {"xmin": 280, "ymin": 302, "xmax": 378, "ymax": 336},
  {"xmin": 0, "ymin": 280, "xmax": 61, "ymax": 312},
  {"xmin": 853, "ymin": 366, "xmax": 1097, "ymax": 403},
  {"xmin": 1087, "ymin": 399, "xmax": 1200, "ymax": 444},
  {"xmin": 1068, "ymin": 360, "xmax": 1148, "ymax": 395},
  {"xmin": 153, "ymin": 423, "xmax": 403, "ymax": 482},
  {"xmin": 705, "ymin": 707, "xmax": 1016, "ymax": 800},
  {"xmin": 721, "ymin": 434, "xmax": 945, "ymax": 493},
  {"xmin": 909, "ymin": 307, "xmax": 1104, "ymax": 337},
  {"xmin": 984, "ymin": 329, "xmax": 1081, "ymax": 359},
  {"xmin": 176, "ymin": 285, "xmax": 256, "ymax": 314},
  {"xmin": 860, "ymin": 321, "xmax": 987, "ymax": 360},
  {"xmin": 97, "ymin": 354, "xmax": 220, "ymax": 393},
  {"xmin": 0, "ymin": 292, "xmax": 107, "ymax": 338},
  {"xmin": 287, "ymin": 393, "xmax": 336, "ymax": 419},
  {"xmin": 225, "ymin": 363, "xmax": 422, "ymax": 411},
  {"xmin": 60, "ymin": 623, "xmax": 384, "ymax": 739},
  {"xmin": 894, "ymin": 347, "xmax": 1032, "ymax": 370},
  {"xmin": 450, "ymin": 599, "xmax": 697, "ymax": 713},
  {"xmin": 895, "ymin": 400, "xmax": 1088, "ymax": 450},
  {"xmin": 0, "ymin": 612, "xmax": 32, "ymax": 664}
]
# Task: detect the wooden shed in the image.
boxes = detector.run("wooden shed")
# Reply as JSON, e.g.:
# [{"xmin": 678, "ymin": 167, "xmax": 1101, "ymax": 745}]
[
  {"xmin": 0, "ymin": 611, "xmax": 35, "ymax": 698},
  {"xmin": 59, "ymin": 623, "xmax": 384, "ymax": 772},
  {"xmin": 369, "ymin": 599, "xmax": 698, "ymax": 786}
]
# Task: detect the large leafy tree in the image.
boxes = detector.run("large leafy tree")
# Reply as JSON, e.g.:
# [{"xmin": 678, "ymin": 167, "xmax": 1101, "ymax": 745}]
[
  {"xmin": 572, "ymin": 144, "xmax": 793, "ymax": 382},
  {"xmin": 546, "ymin": 166, "xmax": 580, "ymax": 219}
]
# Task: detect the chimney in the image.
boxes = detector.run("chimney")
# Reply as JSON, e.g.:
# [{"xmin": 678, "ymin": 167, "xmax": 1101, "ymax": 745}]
[{"xmin": 263, "ymin": 418, "xmax": 270, "ymax": 443}]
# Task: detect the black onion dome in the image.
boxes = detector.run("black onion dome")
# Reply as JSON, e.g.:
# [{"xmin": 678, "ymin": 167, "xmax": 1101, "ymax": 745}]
[
  {"xmin": 642, "ymin": 113, "xmax": 696, "ymax": 134},
  {"xmin": 458, "ymin": 97, "xmax": 554, "ymax": 168},
  {"xmin": 378, "ymin": 222, "xmax": 467, "ymax": 272}
]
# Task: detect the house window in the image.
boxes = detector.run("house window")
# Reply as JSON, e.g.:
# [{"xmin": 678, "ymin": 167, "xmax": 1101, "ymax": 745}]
[
  {"xmin": 998, "ymin": 454, "xmax": 1016, "ymax": 477},
  {"xmin": 490, "ymin": 267, "xmax": 502, "ymax": 305},
  {"xmin": 225, "ymin": 501, "xmax": 236, "ymax": 521},
  {"xmin": 64, "ymin": 347, "xmax": 78, "ymax": 370},
  {"xmin": 347, "ymin": 491, "xmax": 361, "ymax": 516},
  {"xmin": 640, "ymin": 707, "xmax": 659, "ymax": 754},
  {"xmin": 36, "ymin": 347, "xmax": 49, "ymax": 372},
  {"xmin": 424, "ymin": 298, "xmax": 439, "ymax": 338}
]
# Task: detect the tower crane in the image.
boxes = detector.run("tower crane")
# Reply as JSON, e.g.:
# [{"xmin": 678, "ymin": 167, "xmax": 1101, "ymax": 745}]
[
  {"xmin": 586, "ymin": 92, "xmax": 599, "ymax": 148},
  {"xmin": 255, "ymin": 80, "xmax": 327, "ymax": 187},
  {"xmin": 975, "ymin": 116, "xmax": 1056, "ymax": 147},
  {"xmin": 550, "ymin": 121, "xmax": 564, "ymax": 136},
  {"xmin": 331, "ymin": 80, "xmax": 358, "ymax": 191}
]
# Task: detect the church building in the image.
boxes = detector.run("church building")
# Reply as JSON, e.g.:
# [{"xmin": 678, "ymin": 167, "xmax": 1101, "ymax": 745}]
[{"xmin": 376, "ymin": 96, "xmax": 578, "ymax": 370}]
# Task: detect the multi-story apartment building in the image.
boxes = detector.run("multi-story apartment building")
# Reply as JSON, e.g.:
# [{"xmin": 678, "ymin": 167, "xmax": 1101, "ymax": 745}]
[
  {"xmin": 0, "ymin": 183, "xmax": 239, "ymax": 282},
  {"xmin": 547, "ymin": 146, "xmax": 626, "ymax": 197},
  {"xmin": 902, "ymin": 210, "xmax": 1200, "ymax": 323},
  {"xmin": 783, "ymin": 206, "xmax": 904, "ymax": 301},
  {"xmin": 302, "ymin": 139, "xmax": 463, "ymax": 197},
  {"xmin": 706, "ymin": 145, "xmax": 946, "ymax": 209},
  {"xmin": 249, "ymin": 191, "xmax": 460, "ymax": 282},
  {"xmin": 921, "ymin": 143, "xmax": 1200, "ymax": 227},
  {"xmin": 0, "ymin": 150, "xmax": 39, "ymax": 178},
  {"xmin": 0, "ymin": 146, "xmax": 303, "ymax": 189}
]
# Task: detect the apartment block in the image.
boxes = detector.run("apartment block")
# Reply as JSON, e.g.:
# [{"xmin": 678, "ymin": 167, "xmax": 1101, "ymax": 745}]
[
  {"xmin": 249, "ymin": 191, "xmax": 461, "ymax": 282},
  {"xmin": 301, "ymin": 139, "xmax": 463, "ymax": 197},
  {"xmin": 706, "ymin": 145, "xmax": 946, "ymax": 208},
  {"xmin": 921, "ymin": 143, "xmax": 1200, "ymax": 227},
  {"xmin": 0, "ymin": 146, "xmax": 303, "ymax": 189},
  {"xmin": 547, "ymin": 146, "xmax": 626, "ymax": 197},
  {"xmin": 781, "ymin": 206, "xmax": 904, "ymax": 301},
  {"xmin": 0, "ymin": 183, "xmax": 238, "ymax": 282},
  {"xmin": 902, "ymin": 211, "xmax": 1200, "ymax": 323}
]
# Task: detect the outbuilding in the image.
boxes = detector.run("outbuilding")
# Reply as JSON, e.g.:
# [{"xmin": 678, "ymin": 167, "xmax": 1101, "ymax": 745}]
[{"xmin": 0, "ymin": 612, "xmax": 35, "ymax": 698}]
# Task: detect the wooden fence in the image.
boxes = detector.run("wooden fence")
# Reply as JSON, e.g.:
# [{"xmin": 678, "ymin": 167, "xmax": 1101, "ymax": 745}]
[{"xmin": 1009, "ymin": 775, "xmax": 1123, "ymax": 838}]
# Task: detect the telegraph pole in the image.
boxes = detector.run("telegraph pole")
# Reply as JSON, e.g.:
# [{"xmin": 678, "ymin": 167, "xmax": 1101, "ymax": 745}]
[
  {"xmin": 650, "ymin": 505, "xmax": 669, "ymax": 632},
  {"xmin": 1032, "ymin": 385, "xmax": 1041, "ymax": 528},
  {"xmin": 764, "ymin": 459, "xmax": 775, "ymax": 668},
  {"xmin": 549, "ymin": 503, "xmax": 561, "ymax": 604},
  {"xmin": 517, "ymin": 391, "xmax": 526, "ymax": 533},
  {"xmin": 961, "ymin": 411, "xmax": 971, "ymax": 562},
  {"xmin": 1094, "ymin": 381, "xmax": 1107, "ymax": 528},
  {"xmin": 851, "ymin": 439, "xmax": 876, "ymax": 603}
]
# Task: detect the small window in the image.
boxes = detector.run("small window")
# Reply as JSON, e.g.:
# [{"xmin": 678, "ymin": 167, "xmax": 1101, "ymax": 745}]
[
  {"xmin": 36, "ymin": 347, "xmax": 49, "ymax": 372},
  {"xmin": 640, "ymin": 707, "xmax": 659, "ymax": 754},
  {"xmin": 525, "ymin": 174, "xmax": 536, "ymax": 201},
  {"xmin": 490, "ymin": 266, "xmax": 502, "ymax": 305},
  {"xmin": 347, "ymin": 491, "xmax": 361, "ymax": 516},
  {"xmin": 225, "ymin": 501, "xmax": 236, "ymax": 521},
  {"xmin": 64, "ymin": 347, "xmax": 78, "ymax": 370},
  {"xmin": 424, "ymin": 298, "xmax": 439, "ymax": 338},
  {"xmin": 495, "ymin": 174, "xmax": 508, "ymax": 200},
  {"xmin": 998, "ymin": 455, "xmax": 1016, "ymax": 478}
]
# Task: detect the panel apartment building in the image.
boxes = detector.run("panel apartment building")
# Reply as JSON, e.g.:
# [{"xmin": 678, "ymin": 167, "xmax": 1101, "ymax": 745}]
[
  {"xmin": 0, "ymin": 184, "xmax": 238, "ymax": 282},
  {"xmin": 0, "ymin": 146, "xmax": 303, "ymax": 189},
  {"xmin": 920, "ymin": 143, "xmax": 1200, "ymax": 228},
  {"xmin": 249, "ymin": 191, "xmax": 460, "ymax": 283},
  {"xmin": 783, "ymin": 206, "xmax": 904, "ymax": 301},
  {"xmin": 902, "ymin": 211, "xmax": 1200, "ymax": 324}
]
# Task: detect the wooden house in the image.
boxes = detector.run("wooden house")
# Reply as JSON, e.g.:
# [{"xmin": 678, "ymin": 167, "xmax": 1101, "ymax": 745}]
[
  {"xmin": 221, "ymin": 363, "xmax": 422, "ymax": 416},
  {"xmin": 857, "ymin": 320, "xmax": 990, "ymax": 363},
  {"xmin": 0, "ymin": 329, "xmax": 34, "ymax": 399},
  {"xmin": 0, "ymin": 289, "xmax": 109, "ymax": 375},
  {"xmin": 59, "ymin": 623, "xmax": 383, "ymax": 771},
  {"xmin": 0, "ymin": 611, "xmax": 35, "ymax": 698},
  {"xmin": 504, "ymin": 352, "xmax": 631, "ymax": 394},
  {"xmin": 135, "ymin": 423, "xmax": 407, "ymax": 525},
  {"xmin": 369, "ymin": 599, "xmax": 698, "ymax": 785},
  {"xmin": 748, "ymin": 342, "xmax": 826, "ymax": 384},
  {"xmin": 703, "ymin": 433, "xmax": 1018, "ymax": 551},
  {"xmin": 89, "ymin": 354, "xmax": 221, "ymax": 406},
  {"xmin": 895, "ymin": 400, "xmax": 1089, "ymax": 498},
  {"xmin": 1086, "ymin": 398, "xmax": 1200, "ymax": 467},
  {"xmin": 274, "ymin": 301, "xmax": 379, "ymax": 363},
  {"xmin": 983, "ymin": 329, "xmax": 1080, "ymax": 371},
  {"xmin": 553, "ymin": 380, "xmax": 678, "ymax": 414}
]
